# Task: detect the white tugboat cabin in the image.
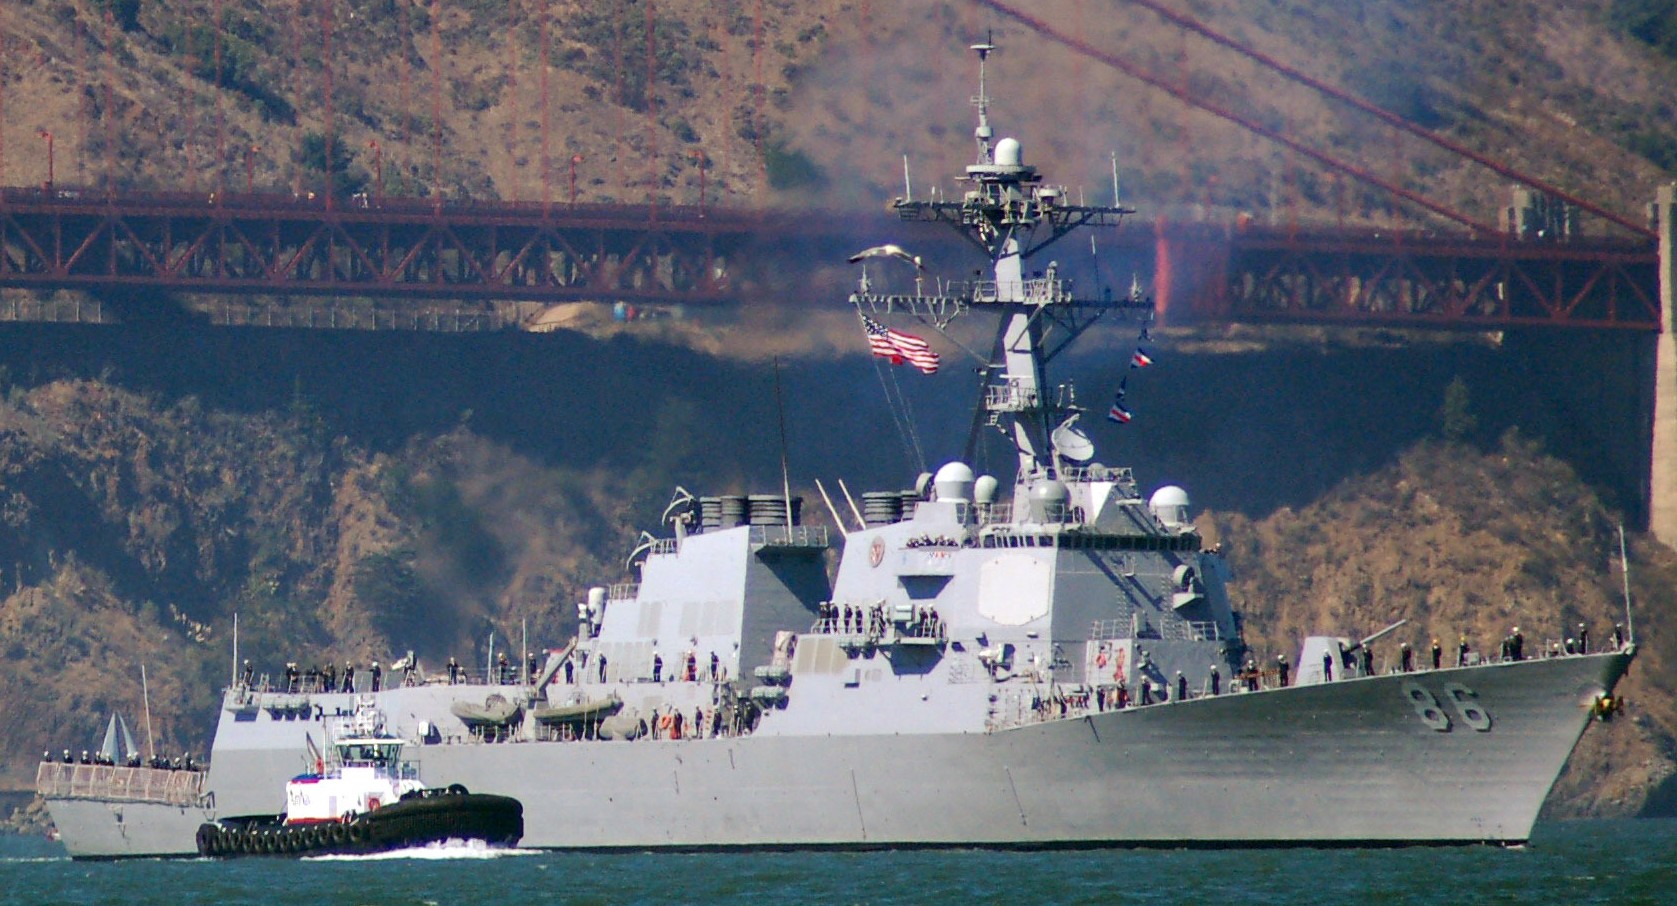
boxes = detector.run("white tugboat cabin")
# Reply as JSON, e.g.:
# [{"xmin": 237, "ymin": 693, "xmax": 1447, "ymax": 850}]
[{"xmin": 284, "ymin": 698, "xmax": 422, "ymax": 824}]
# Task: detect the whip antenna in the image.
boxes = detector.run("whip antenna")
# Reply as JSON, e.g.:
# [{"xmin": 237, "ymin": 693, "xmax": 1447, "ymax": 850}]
[
  {"xmin": 141, "ymin": 664, "xmax": 156, "ymax": 762},
  {"xmin": 773, "ymin": 358, "xmax": 795, "ymax": 535},
  {"xmin": 1619, "ymin": 524, "xmax": 1635, "ymax": 644}
]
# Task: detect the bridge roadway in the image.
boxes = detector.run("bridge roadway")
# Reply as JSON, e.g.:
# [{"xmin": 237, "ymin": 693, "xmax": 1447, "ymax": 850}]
[{"xmin": 0, "ymin": 187, "xmax": 1660, "ymax": 332}]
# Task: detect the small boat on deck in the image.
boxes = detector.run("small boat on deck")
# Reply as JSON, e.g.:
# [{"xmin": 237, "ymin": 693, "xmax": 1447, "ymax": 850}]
[
  {"xmin": 449, "ymin": 693, "xmax": 524, "ymax": 728},
  {"xmin": 531, "ymin": 694, "xmax": 621, "ymax": 726}
]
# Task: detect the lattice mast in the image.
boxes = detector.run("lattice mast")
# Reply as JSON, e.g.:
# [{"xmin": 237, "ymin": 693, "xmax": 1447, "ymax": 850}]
[{"xmin": 857, "ymin": 39, "xmax": 1143, "ymax": 483}]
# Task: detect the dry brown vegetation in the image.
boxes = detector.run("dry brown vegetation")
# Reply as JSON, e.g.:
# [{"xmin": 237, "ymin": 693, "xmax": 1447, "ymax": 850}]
[
  {"xmin": 1, "ymin": 370, "xmax": 1674, "ymax": 817},
  {"xmin": 0, "ymin": 379, "xmax": 640, "ymax": 790},
  {"xmin": 0, "ymin": 1, "xmax": 1671, "ymax": 227},
  {"xmin": 1, "ymin": 0, "xmax": 1676, "ymax": 823}
]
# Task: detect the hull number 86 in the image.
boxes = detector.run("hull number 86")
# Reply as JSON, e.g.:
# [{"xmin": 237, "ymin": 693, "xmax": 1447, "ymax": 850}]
[{"xmin": 1402, "ymin": 682, "xmax": 1492, "ymax": 732}]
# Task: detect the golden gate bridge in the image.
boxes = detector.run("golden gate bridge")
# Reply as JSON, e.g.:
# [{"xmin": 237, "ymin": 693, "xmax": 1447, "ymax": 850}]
[{"xmin": 0, "ymin": 188, "xmax": 1657, "ymax": 331}]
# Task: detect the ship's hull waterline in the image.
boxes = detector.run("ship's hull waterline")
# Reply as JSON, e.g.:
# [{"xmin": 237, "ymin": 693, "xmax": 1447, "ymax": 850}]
[{"xmin": 45, "ymin": 651, "xmax": 1628, "ymax": 857}]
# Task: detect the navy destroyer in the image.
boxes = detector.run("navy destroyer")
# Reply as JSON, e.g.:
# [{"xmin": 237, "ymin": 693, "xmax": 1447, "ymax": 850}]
[{"xmin": 43, "ymin": 41, "xmax": 1634, "ymax": 857}]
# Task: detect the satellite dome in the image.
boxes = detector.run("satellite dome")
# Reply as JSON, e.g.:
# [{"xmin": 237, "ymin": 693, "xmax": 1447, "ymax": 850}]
[
  {"xmin": 1030, "ymin": 479, "xmax": 1070, "ymax": 504},
  {"xmin": 973, "ymin": 475, "xmax": 999, "ymax": 505},
  {"xmin": 995, "ymin": 137, "xmax": 1022, "ymax": 167},
  {"xmin": 1149, "ymin": 485, "xmax": 1191, "ymax": 530},
  {"xmin": 933, "ymin": 461, "xmax": 976, "ymax": 503},
  {"xmin": 1050, "ymin": 416, "xmax": 1095, "ymax": 463},
  {"xmin": 1028, "ymin": 479, "xmax": 1069, "ymax": 522}
]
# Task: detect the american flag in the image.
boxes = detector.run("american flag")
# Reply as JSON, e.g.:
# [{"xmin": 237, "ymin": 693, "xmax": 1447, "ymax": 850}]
[{"xmin": 862, "ymin": 315, "xmax": 940, "ymax": 374}]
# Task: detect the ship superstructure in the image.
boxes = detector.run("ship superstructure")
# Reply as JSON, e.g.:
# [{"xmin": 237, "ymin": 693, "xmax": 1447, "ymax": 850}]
[{"xmin": 43, "ymin": 41, "xmax": 1633, "ymax": 858}]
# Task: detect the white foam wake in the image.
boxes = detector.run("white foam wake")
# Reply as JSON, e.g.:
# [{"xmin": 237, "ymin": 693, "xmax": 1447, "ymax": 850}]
[{"xmin": 303, "ymin": 839, "xmax": 538, "ymax": 862}]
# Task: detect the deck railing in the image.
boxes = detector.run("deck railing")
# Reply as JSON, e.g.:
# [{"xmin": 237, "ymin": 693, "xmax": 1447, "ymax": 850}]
[
  {"xmin": 749, "ymin": 525, "xmax": 829, "ymax": 548},
  {"xmin": 35, "ymin": 763, "xmax": 206, "ymax": 807}
]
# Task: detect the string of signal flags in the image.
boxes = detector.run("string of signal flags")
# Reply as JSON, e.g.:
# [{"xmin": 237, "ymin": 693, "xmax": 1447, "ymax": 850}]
[{"xmin": 1109, "ymin": 318, "xmax": 1155, "ymax": 425}]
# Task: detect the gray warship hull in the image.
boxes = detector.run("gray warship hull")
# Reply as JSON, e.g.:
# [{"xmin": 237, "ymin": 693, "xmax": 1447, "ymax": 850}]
[
  {"xmin": 37, "ymin": 762, "xmax": 213, "ymax": 859},
  {"xmin": 45, "ymin": 651, "xmax": 1629, "ymax": 856},
  {"xmin": 43, "ymin": 798, "xmax": 211, "ymax": 860}
]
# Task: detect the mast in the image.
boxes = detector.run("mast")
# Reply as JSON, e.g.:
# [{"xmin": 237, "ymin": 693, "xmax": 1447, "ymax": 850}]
[
  {"xmin": 855, "ymin": 40, "xmax": 1144, "ymax": 484},
  {"xmin": 971, "ymin": 36, "xmax": 995, "ymax": 165}
]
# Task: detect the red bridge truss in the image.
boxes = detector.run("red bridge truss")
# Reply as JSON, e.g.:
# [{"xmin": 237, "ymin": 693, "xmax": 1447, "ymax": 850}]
[
  {"xmin": 1157, "ymin": 223, "xmax": 1660, "ymax": 332},
  {"xmin": 0, "ymin": 189, "xmax": 1660, "ymax": 332},
  {"xmin": 0, "ymin": 188, "xmax": 778, "ymax": 305}
]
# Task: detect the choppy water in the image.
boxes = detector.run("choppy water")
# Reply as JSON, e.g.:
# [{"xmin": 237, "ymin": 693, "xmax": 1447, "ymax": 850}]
[{"xmin": 2, "ymin": 820, "xmax": 1673, "ymax": 906}]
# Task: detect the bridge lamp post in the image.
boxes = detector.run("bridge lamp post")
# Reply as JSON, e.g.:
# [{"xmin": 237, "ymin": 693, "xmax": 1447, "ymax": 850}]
[
  {"xmin": 688, "ymin": 149, "xmax": 708, "ymax": 216},
  {"xmin": 570, "ymin": 154, "xmax": 583, "ymax": 205},
  {"xmin": 367, "ymin": 140, "xmax": 383, "ymax": 203},
  {"xmin": 245, "ymin": 145, "xmax": 260, "ymax": 194},
  {"xmin": 35, "ymin": 129, "xmax": 53, "ymax": 195}
]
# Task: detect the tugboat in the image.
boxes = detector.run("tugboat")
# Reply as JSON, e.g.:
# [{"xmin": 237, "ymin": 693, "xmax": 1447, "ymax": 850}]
[{"xmin": 196, "ymin": 698, "xmax": 522, "ymax": 857}]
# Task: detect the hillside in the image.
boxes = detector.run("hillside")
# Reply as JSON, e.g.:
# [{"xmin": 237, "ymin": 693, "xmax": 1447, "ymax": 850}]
[
  {"xmin": 0, "ymin": 1, "xmax": 1672, "ymax": 230},
  {"xmin": 0, "ymin": 378, "xmax": 643, "ymax": 782},
  {"xmin": 2, "ymin": 0, "xmax": 1677, "ymax": 830},
  {"xmin": 0, "ymin": 328, "xmax": 1673, "ymax": 819}
]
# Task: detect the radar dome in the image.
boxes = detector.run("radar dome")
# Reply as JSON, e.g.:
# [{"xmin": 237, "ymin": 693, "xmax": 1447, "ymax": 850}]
[
  {"xmin": 914, "ymin": 471, "xmax": 934, "ymax": 500},
  {"xmin": 973, "ymin": 475, "xmax": 1000, "ymax": 505},
  {"xmin": 994, "ymin": 137, "xmax": 1022, "ymax": 167},
  {"xmin": 933, "ymin": 462, "xmax": 976, "ymax": 502},
  {"xmin": 1149, "ymin": 485, "xmax": 1192, "ymax": 530},
  {"xmin": 1030, "ymin": 479, "xmax": 1070, "ymax": 504},
  {"xmin": 1028, "ymin": 479, "xmax": 1069, "ymax": 521},
  {"xmin": 1050, "ymin": 417, "xmax": 1095, "ymax": 463}
]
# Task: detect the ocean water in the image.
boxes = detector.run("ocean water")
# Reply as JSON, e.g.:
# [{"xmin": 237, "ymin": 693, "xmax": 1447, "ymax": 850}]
[{"xmin": 2, "ymin": 820, "xmax": 1672, "ymax": 906}]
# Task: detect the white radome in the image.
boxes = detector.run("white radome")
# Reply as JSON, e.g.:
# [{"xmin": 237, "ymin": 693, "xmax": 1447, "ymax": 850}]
[
  {"xmin": 1149, "ymin": 485, "xmax": 1192, "ymax": 529},
  {"xmin": 933, "ymin": 462, "xmax": 975, "ymax": 502}
]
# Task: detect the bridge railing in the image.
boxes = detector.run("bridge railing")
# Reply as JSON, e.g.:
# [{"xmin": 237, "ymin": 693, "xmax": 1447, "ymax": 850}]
[
  {"xmin": 0, "ymin": 184, "xmax": 754, "ymax": 226},
  {"xmin": 208, "ymin": 305, "xmax": 510, "ymax": 333}
]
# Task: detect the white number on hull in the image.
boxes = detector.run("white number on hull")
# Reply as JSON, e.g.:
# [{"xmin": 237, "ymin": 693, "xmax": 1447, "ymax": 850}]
[
  {"xmin": 1403, "ymin": 683, "xmax": 1452, "ymax": 731},
  {"xmin": 1402, "ymin": 682, "xmax": 1493, "ymax": 732},
  {"xmin": 1443, "ymin": 683, "xmax": 1493, "ymax": 731}
]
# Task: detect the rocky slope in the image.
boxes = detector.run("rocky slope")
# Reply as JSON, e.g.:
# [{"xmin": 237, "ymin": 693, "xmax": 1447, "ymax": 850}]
[
  {"xmin": 2, "ymin": 0, "xmax": 1676, "ymax": 827},
  {"xmin": 0, "ymin": 1, "xmax": 1672, "ymax": 226},
  {"xmin": 0, "ymin": 377, "xmax": 638, "ymax": 787},
  {"xmin": 2, "ymin": 356, "xmax": 1674, "ymax": 819}
]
